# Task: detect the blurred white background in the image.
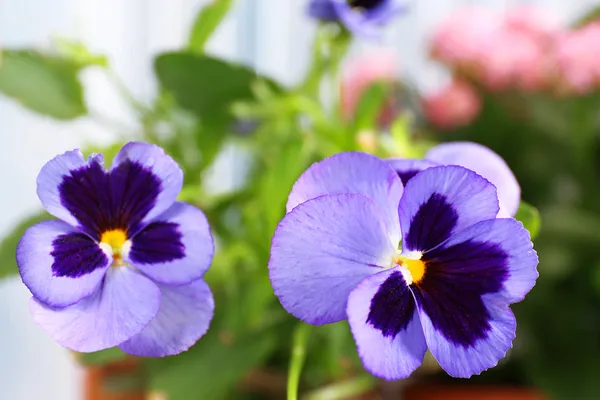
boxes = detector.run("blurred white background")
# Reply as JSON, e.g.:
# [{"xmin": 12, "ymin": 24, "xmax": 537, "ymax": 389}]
[{"xmin": 0, "ymin": 0, "xmax": 596, "ymax": 398}]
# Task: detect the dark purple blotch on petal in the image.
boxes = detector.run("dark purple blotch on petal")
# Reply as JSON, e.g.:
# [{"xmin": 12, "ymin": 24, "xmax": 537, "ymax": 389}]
[
  {"xmin": 367, "ymin": 271, "xmax": 416, "ymax": 338},
  {"xmin": 396, "ymin": 169, "xmax": 421, "ymax": 186},
  {"xmin": 413, "ymin": 240, "xmax": 510, "ymax": 347},
  {"xmin": 405, "ymin": 193, "xmax": 458, "ymax": 252},
  {"xmin": 59, "ymin": 159, "xmax": 162, "ymax": 239},
  {"xmin": 349, "ymin": 0, "xmax": 386, "ymax": 10},
  {"xmin": 51, "ymin": 232, "xmax": 109, "ymax": 278},
  {"xmin": 129, "ymin": 222, "xmax": 185, "ymax": 265}
]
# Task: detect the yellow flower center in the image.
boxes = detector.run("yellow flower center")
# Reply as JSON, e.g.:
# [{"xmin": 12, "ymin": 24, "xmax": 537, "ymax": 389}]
[
  {"xmin": 397, "ymin": 254, "xmax": 426, "ymax": 284},
  {"xmin": 100, "ymin": 229, "xmax": 128, "ymax": 265}
]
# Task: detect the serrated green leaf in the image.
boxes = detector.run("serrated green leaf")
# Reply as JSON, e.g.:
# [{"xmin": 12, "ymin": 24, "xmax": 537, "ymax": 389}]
[
  {"xmin": 0, "ymin": 212, "xmax": 52, "ymax": 280},
  {"xmin": 0, "ymin": 50, "xmax": 87, "ymax": 119},
  {"xmin": 188, "ymin": 0, "xmax": 235, "ymax": 53},
  {"xmin": 515, "ymin": 201, "xmax": 541, "ymax": 240}
]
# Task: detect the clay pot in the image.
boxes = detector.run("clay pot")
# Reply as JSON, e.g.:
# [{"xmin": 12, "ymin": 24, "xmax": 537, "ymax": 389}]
[
  {"xmin": 404, "ymin": 385, "xmax": 547, "ymax": 400},
  {"xmin": 84, "ymin": 358, "xmax": 146, "ymax": 400}
]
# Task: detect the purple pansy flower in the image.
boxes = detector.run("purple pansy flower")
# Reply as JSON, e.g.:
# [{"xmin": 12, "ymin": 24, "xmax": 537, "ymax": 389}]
[
  {"xmin": 17, "ymin": 142, "xmax": 214, "ymax": 356},
  {"xmin": 269, "ymin": 152, "xmax": 538, "ymax": 379},
  {"xmin": 389, "ymin": 141, "xmax": 521, "ymax": 217},
  {"xmin": 308, "ymin": 0, "xmax": 406, "ymax": 38}
]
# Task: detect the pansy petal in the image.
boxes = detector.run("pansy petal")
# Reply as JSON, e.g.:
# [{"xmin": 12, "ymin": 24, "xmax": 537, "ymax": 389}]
[
  {"xmin": 17, "ymin": 220, "xmax": 110, "ymax": 308},
  {"xmin": 270, "ymin": 194, "xmax": 396, "ymax": 325},
  {"xmin": 30, "ymin": 267, "xmax": 161, "ymax": 353},
  {"xmin": 119, "ymin": 279, "xmax": 214, "ymax": 357},
  {"xmin": 425, "ymin": 218, "xmax": 538, "ymax": 304},
  {"xmin": 127, "ymin": 202, "xmax": 214, "ymax": 285},
  {"xmin": 111, "ymin": 142, "xmax": 183, "ymax": 227},
  {"xmin": 425, "ymin": 142, "xmax": 521, "ymax": 217},
  {"xmin": 399, "ymin": 165, "xmax": 499, "ymax": 252},
  {"xmin": 387, "ymin": 158, "xmax": 438, "ymax": 186},
  {"xmin": 287, "ymin": 152, "xmax": 403, "ymax": 244},
  {"xmin": 415, "ymin": 292, "xmax": 516, "ymax": 378},
  {"xmin": 347, "ymin": 268, "xmax": 427, "ymax": 379},
  {"xmin": 332, "ymin": 0, "xmax": 404, "ymax": 38},
  {"xmin": 36, "ymin": 149, "xmax": 102, "ymax": 226}
]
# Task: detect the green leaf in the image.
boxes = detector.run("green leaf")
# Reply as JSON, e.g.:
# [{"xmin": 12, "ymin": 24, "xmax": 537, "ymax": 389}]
[
  {"xmin": 0, "ymin": 50, "xmax": 87, "ymax": 119},
  {"xmin": 147, "ymin": 328, "xmax": 277, "ymax": 400},
  {"xmin": 573, "ymin": 5, "xmax": 600, "ymax": 28},
  {"xmin": 349, "ymin": 82, "xmax": 389, "ymax": 132},
  {"xmin": 76, "ymin": 347, "xmax": 128, "ymax": 366},
  {"xmin": 155, "ymin": 52, "xmax": 259, "ymax": 118},
  {"xmin": 188, "ymin": 0, "xmax": 235, "ymax": 53},
  {"xmin": 0, "ymin": 212, "xmax": 52, "ymax": 280},
  {"xmin": 53, "ymin": 38, "xmax": 109, "ymax": 68},
  {"xmin": 196, "ymin": 114, "xmax": 231, "ymax": 171},
  {"xmin": 515, "ymin": 201, "xmax": 541, "ymax": 240}
]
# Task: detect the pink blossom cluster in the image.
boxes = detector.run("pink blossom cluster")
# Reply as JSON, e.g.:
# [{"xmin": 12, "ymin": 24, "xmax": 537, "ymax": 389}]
[
  {"xmin": 431, "ymin": 6, "xmax": 600, "ymax": 95},
  {"xmin": 422, "ymin": 80, "xmax": 481, "ymax": 131},
  {"xmin": 340, "ymin": 48, "xmax": 399, "ymax": 126},
  {"xmin": 340, "ymin": 50, "xmax": 482, "ymax": 131}
]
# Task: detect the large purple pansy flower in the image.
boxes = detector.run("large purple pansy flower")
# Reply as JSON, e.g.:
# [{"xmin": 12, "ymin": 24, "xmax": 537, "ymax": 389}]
[
  {"xmin": 388, "ymin": 141, "xmax": 521, "ymax": 217},
  {"xmin": 269, "ymin": 152, "xmax": 538, "ymax": 379},
  {"xmin": 17, "ymin": 142, "xmax": 214, "ymax": 356},
  {"xmin": 308, "ymin": 0, "xmax": 406, "ymax": 38}
]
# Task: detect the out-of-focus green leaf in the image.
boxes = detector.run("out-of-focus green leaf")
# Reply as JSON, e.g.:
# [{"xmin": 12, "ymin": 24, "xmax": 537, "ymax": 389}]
[
  {"xmin": 188, "ymin": 0, "xmax": 234, "ymax": 53},
  {"xmin": 515, "ymin": 202, "xmax": 541, "ymax": 240},
  {"xmin": 147, "ymin": 328, "xmax": 277, "ymax": 400},
  {"xmin": 53, "ymin": 38, "xmax": 109, "ymax": 68},
  {"xmin": 196, "ymin": 113, "xmax": 231, "ymax": 170},
  {"xmin": 76, "ymin": 347, "xmax": 128, "ymax": 366},
  {"xmin": 0, "ymin": 212, "xmax": 52, "ymax": 280},
  {"xmin": 155, "ymin": 53, "xmax": 261, "ymax": 118},
  {"xmin": 349, "ymin": 82, "xmax": 389, "ymax": 133},
  {"xmin": 259, "ymin": 136, "xmax": 310, "ymax": 235},
  {"xmin": 0, "ymin": 50, "xmax": 86, "ymax": 119},
  {"xmin": 573, "ymin": 5, "xmax": 600, "ymax": 28}
]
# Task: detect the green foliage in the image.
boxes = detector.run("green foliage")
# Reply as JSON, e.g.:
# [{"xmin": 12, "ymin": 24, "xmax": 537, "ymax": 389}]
[
  {"xmin": 77, "ymin": 347, "xmax": 128, "ymax": 366},
  {"xmin": 147, "ymin": 324, "xmax": 277, "ymax": 400},
  {"xmin": 0, "ymin": 212, "xmax": 52, "ymax": 280},
  {"xmin": 515, "ymin": 202, "xmax": 541, "ymax": 240},
  {"xmin": 188, "ymin": 0, "xmax": 235, "ymax": 53},
  {"xmin": 0, "ymin": 50, "xmax": 86, "ymax": 119},
  {"xmin": 155, "ymin": 53, "xmax": 267, "ymax": 118}
]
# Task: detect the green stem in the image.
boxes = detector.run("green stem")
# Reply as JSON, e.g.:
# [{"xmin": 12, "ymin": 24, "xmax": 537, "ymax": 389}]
[
  {"xmin": 287, "ymin": 323, "xmax": 312, "ymax": 400},
  {"xmin": 304, "ymin": 375, "xmax": 377, "ymax": 400},
  {"xmin": 104, "ymin": 68, "xmax": 149, "ymax": 115}
]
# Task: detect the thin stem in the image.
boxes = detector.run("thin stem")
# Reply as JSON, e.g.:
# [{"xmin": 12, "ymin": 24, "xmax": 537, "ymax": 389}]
[
  {"xmin": 287, "ymin": 323, "xmax": 312, "ymax": 400},
  {"xmin": 304, "ymin": 374, "xmax": 377, "ymax": 400},
  {"xmin": 104, "ymin": 68, "xmax": 149, "ymax": 115}
]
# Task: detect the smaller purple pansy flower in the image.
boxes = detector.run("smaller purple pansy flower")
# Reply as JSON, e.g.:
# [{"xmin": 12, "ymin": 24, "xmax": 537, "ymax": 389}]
[
  {"xmin": 17, "ymin": 142, "xmax": 214, "ymax": 356},
  {"xmin": 308, "ymin": 0, "xmax": 406, "ymax": 38},
  {"xmin": 269, "ymin": 152, "xmax": 538, "ymax": 379},
  {"xmin": 389, "ymin": 141, "xmax": 521, "ymax": 217}
]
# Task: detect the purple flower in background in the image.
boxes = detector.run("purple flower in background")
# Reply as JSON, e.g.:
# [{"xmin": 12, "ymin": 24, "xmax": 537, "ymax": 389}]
[
  {"xmin": 269, "ymin": 152, "xmax": 538, "ymax": 379},
  {"xmin": 17, "ymin": 142, "xmax": 214, "ymax": 356},
  {"xmin": 389, "ymin": 141, "xmax": 521, "ymax": 217},
  {"xmin": 308, "ymin": 0, "xmax": 406, "ymax": 38}
]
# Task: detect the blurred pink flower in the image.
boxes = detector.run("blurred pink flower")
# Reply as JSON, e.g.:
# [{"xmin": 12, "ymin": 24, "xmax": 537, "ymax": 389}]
[
  {"xmin": 430, "ymin": 8, "xmax": 498, "ymax": 68},
  {"xmin": 430, "ymin": 6, "xmax": 559, "ymax": 93},
  {"xmin": 479, "ymin": 30, "xmax": 551, "ymax": 91},
  {"xmin": 341, "ymin": 49, "xmax": 398, "ymax": 124},
  {"xmin": 504, "ymin": 6, "xmax": 560, "ymax": 40},
  {"xmin": 555, "ymin": 22, "xmax": 600, "ymax": 94},
  {"xmin": 423, "ymin": 80, "xmax": 481, "ymax": 131}
]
